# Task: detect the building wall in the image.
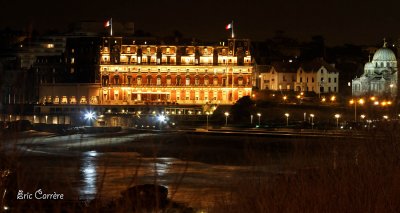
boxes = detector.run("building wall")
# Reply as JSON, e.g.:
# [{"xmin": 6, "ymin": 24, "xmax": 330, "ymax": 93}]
[
  {"xmin": 39, "ymin": 83, "xmax": 101, "ymax": 105},
  {"xmin": 258, "ymin": 67, "xmax": 297, "ymax": 91},
  {"xmin": 295, "ymin": 66, "xmax": 339, "ymax": 94},
  {"xmin": 99, "ymin": 37, "xmax": 253, "ymax": 105}
]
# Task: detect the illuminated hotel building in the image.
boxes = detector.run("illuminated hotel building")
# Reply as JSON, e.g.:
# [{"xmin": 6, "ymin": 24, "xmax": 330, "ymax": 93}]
[
  {"xmin": 99, "ymin": 37, "xmax": 253, "ymax": 106},
  {"xmin": 33, "ymin": 37, "xmax": 253, "ymax": 125}
]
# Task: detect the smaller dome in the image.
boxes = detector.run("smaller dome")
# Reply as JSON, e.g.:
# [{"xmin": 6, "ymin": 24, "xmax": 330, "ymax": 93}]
[
  {"xmin": 372, "ymin": 47, "xmax": 396, "ymax": 62},
  {"xmin": 364, "ymin": 62, "xmax": 374, "ymax": 69}
]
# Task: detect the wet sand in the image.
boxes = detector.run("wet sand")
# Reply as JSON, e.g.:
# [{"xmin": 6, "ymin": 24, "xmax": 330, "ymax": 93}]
[{"xmin": 1, "ymin": 130, "xmax": 363, "ymax": 209}]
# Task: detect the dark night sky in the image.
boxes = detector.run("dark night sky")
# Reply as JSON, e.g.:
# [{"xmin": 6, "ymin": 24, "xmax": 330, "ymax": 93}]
[{"xmin": 1, "ymin": 0, "xmax": 400, "ymax": 45}]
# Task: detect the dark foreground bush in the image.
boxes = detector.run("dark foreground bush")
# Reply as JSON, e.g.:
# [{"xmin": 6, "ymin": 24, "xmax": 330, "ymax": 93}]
[{"xmin": 211, "ymin": 128, "xmax": 400, "ymax": 213}]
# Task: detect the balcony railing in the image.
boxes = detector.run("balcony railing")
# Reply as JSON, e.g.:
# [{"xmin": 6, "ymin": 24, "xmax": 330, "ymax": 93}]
[
  {"xmin": 101, "ymin": 83, "xmax": 252, "ymax": 88},
  {"xmin": 99, "ymin": 61, "xmax": 252, "ymax": 66}
]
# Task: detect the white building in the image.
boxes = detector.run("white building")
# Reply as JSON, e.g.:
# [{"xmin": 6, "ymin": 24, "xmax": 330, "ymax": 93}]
[
  {"xmin": 295, "ymin": 58, "xmax": 339, "ymax": 94},
  {"xmin": 258, "ymin": 62, "xmax": 298, "ymax": 91},
  {"xmin": 352, "ymin": 41, "xmax": 397, "ymax": 98}
]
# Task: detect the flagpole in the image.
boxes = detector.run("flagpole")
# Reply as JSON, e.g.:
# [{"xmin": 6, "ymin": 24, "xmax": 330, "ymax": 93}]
[
  {"xmin": 231, "ymin": 21, "xmax": 234, "ymax": 38},
  {"xmin": 110, "ymin": 18, "xmax": 113, "ymax": 36}
]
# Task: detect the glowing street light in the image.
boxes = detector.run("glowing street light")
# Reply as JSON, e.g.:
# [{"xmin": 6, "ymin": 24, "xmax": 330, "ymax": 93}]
[
  {"xmin": 84, "ymin": 111, "xmax": 96, "ymax": 126},
  {"xmin": 360, "ymin": 114, "xmax": 366, "ymax": 120},
  {"xmin": 206, "ymin": 112, "xmax": 211, "ymax": 130},
  {"xmin": 250, "ymin": 114, "xmax": 253, "ymax": 125},
  {"xmin": 257, "ymin": 113, "xmax": 261, "ymax": 126},
  {"xmin": 349, "ymin": 98, "xmax": 364, "ymax": 122},
  {"xmin": 334, "ymin": 114, "xmax": 340, "ymax": 128},
  {"xmin": 224, "ymin": 112, "xmax": 230, "ymax": 126},
  {"xmin": 157, "ymin": 115, "xmax": 166, "ymax": 122},
  {"xmin": 330, "ymin": 95, "xmax": 336, "ymax": 102},
  {"xmin": 310, "ymin": 114, "xmax": 315, "ymax": 129},
  {"xmin": 383, "ymin": 115, "xmax": 389, "ymax": 120},
  {"xmin": 284, "ymin": 113, "xmax": 289, "ymax": 126},
  {"xmin": 157, "ymin": 115, "xmax": 167, "ymax": 130}
]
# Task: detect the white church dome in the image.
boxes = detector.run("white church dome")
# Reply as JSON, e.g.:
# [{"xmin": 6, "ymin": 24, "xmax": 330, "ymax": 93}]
[
  {"xmin": 372, "ymin": 44, "xmax": 396, "ymax": 62},
  {"xmin": 364, "ymin": 62, "xmax": 374, "ymax": 69}
]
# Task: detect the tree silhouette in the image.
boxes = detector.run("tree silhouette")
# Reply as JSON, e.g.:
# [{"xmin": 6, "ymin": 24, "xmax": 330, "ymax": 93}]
[{"xmin": 230, "ymin": 96, "xmax": 256, "ymax": 122}]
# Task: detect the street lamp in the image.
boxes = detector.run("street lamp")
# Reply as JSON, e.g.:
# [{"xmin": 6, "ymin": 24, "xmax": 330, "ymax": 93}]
[
  {"xmin": 334, "ymin": 114, "xmax": 340, "ymax": 128},
  {"xmin": 360, "ymin": 114, "xmax": 366, "ymax": 121},
  {"xmin": 224, "ymin": 112, "xmax": 230, "ymax": 126},
  {"xmin": 284, "ymin": 113, "xmax": 289, "ymax": 126},
  {"xmin": 84, "ymin": 111, "xmax": 96, "ymax": 126},
  {"xmin": 383, "ymin": 115, "xmax": 389, "ymax": 120},
  {"xmin": 206, "ymin": 112, "xmax": 212, "ymax": 130},
  {"xmin": 257, "ymin": 113, "xmax": 261, "ymax": 126},
  {"xmin": 250, "ymin": 114, "xmax": 253, "ymax": 125},
  {"xmin": 157, "ymin": 114, "xmax": 166, "ymax": 130},
  {"xmin": 349, "ymin": 98, "xmax": 364, "ymax": 122},
  {"xmin": 390, "ymin": 84, "xmax": 394, "ymax": 96},
  {"xmin": 310, "ymin": 114, "xmax": 315, "ymax": 129}
]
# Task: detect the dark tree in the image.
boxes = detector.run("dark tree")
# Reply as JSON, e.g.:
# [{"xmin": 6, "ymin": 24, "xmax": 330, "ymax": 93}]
[{"xmin": 230, "ymin": 96, "xmax": 256, "ymax": 122}]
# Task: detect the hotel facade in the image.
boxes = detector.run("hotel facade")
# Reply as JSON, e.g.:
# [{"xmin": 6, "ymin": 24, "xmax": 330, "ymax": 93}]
[
  {"xmin": 34, "ymin": 37, "xmax": 253, "ymax": 125},
  {"xmin": 98, "ymin": 37, "xmax": 253, "ymax": 106}
]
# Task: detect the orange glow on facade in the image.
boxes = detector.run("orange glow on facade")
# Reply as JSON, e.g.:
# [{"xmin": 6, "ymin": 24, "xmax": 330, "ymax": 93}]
[{"xmin": 99, "ymin": 37, "xmax": 253, "ymax": 106}]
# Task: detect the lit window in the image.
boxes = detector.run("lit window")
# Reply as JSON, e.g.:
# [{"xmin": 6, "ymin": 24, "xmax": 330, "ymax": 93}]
[
  {"xmin": 167, "ymin": 78, "xmax": 171, "ymax": 86},
  {"xmin": 213, "ymin": 77, "xmax": 218, "ymax": 85},
  {"xmin": 61, "ymin": 96, "xmax": 68, "ymax": 104},
  {"xmin": 186, "ymin": 76, "xmax": 190, "ymax": 86},
  {"xmin": 71, "ymin": 58, "xmax": 75, "ymax": 64},
  {"xmin": 54, "ymin": 96, "xmax": 59, "ymax": 104},
  {"xmin": 46, "ymin": 44, "xmax": 54, "ymax": 48},
  {"xmin": 70, "ymin": 96, "xmax": 77, "ymax": 104},
  {"xmin": 80, "ymin": 96, "xmax": 87, "ymax": 104},
  {"xmin": 157, "ymin": 76, "xmax": 161, "ymax": 85}
]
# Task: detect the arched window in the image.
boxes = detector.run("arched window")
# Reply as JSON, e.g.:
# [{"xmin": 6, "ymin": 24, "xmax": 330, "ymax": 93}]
[
  {"xmin": 102, "ymin": 76, "xmax": 109, "ymax": 86},
  {"xmin": 166, "ymin": 75, "xmax": 171, "ymax": 86},
  {"xmin": 204, "ymin": 75, "xmax": 209, "ymax": 85},
  {"xmin": 238, "ymin": 76, "xmax": 243, "ymax": 85},
  {"xmin": 114, "ymin": 75, "xmax": 120, "ymax": 84},
  {"xmin": 186, "ymin": 76, "xmax": 191, "ymax": 86},
  {"xmin": 213, "ymin": 76, "xmax": 219, "ymax": 85},
  {"xmin": 147, "ymin": 75, "xmax": 152, "ymax": 85},
  {"xmin": 176, "ymin": 75, "xmax": 181, "ymax": 85},
  {"xmin": 195, "ymin": 75, "xmax": 199, "ymax": 85},
  {"xmin": 156, "ymin": 75, "xmax": 162, "ymax": 85}
]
